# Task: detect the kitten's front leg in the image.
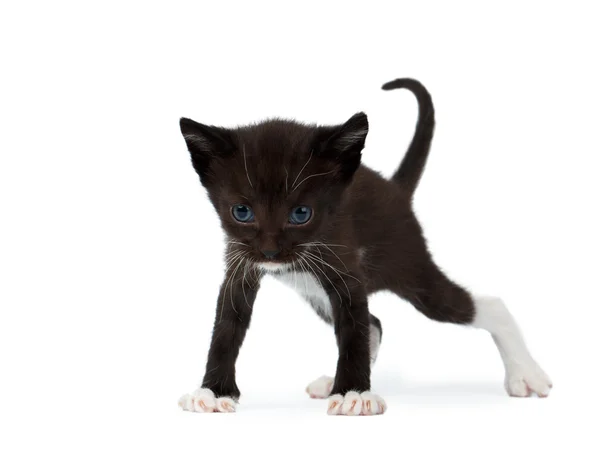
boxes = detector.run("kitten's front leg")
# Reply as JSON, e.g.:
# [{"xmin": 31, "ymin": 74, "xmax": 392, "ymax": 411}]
[
  {"xmin": 179, "ymin": 269, "xmax": 259, "ymax": 413},
  {"xmin": 327, "ymin": 281, "xmax": 386, "ymax": 416}
]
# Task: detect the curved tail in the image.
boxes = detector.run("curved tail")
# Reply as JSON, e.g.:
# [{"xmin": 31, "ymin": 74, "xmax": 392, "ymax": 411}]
[{"xmin": 382, "ymin": 78, "xmax": 435, "ymax": 198}]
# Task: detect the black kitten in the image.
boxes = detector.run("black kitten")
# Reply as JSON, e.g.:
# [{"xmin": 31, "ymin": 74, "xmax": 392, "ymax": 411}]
[{"xmin": 178, "ymin": 78, "xmax": 552, "ymax": 416}]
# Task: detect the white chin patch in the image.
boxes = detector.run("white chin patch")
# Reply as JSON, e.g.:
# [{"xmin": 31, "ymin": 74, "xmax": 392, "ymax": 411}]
[{"xmin": 256, "ymin": 262, "xmax": 291, "ymax": 273}]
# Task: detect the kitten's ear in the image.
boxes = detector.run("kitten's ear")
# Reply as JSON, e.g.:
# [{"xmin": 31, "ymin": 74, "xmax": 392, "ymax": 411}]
[
  {"xmin": 179, "ymin": 117, "xmax": 235, "ymax": 181},
  {"xmin": 316, "ymin": 112, "xmax": 368, "ymax": 182}
]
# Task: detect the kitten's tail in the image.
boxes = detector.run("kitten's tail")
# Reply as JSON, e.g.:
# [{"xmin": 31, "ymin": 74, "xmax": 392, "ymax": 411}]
[{"xmin": 382, "ymin": 78, "xmax": 435, "ymax": 198}]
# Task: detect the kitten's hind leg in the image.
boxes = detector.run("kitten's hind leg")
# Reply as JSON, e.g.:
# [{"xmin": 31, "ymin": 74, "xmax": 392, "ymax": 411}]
[
  {"xmin": 391, "ymin": 264, "xmax": 552, "ymax": 397},
  {"xmin": 471, "ymin": 295, "xmax": 553, "ymax": 397},
  {"xmin": 306, "ymin": 313, "xmax": 382, "ymax": 399}
]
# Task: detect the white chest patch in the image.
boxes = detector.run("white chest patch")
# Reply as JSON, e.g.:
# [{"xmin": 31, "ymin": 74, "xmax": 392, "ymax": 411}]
[{"xmin": 271, "ymin": 270, "xmax": 333, "ymax": 322}]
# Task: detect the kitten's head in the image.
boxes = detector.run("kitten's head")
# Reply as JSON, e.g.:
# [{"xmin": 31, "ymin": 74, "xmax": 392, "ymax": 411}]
[{"xmin": 179, "ymin": 113, "xmax": 368, "ymax": 272}]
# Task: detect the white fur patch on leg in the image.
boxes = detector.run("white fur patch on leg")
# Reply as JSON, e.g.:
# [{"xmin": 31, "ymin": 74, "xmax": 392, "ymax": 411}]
[
  {"xmin": 472, "ymin": 295, "xmax": 553, "ymax": 397},
  {"xmin": 306, "ymin": 375, "xmax": 334, "ymax": 399},
  {"xmin": 370, "ymin": 324, "xmax": 381, "ymax": 364},
  {"xmin": 178, "ymin": 388, "xmax": 236, "ymax": 413},
  {"xmin": 327, "ymin": 391, "xmax": 386, "ymax": 416}
]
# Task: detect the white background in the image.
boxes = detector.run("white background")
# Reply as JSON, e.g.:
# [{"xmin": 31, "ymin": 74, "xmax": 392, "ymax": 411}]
[{"xmin": 1, "ymin": 1, "xmax": 599, "ymax": 452}]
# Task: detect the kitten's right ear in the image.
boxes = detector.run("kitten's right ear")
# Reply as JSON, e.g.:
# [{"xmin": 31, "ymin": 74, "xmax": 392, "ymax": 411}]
[
  {"xmin": 179, "ymin": 117, "xmax": 235, "ymax": 180},
  {"xmin": 315, "ymin": 112, "xmax": 368, "ymax": 183}
]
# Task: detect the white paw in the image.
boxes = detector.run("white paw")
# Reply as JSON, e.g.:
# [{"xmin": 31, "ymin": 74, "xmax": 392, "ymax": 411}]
[
  {"xmin": 360, "ymin": 392, "xmax": 387, "ymax": 415},
  {"xmin": 306, "ymin": 375, "xmax": 334, "ymax": 399},
  {"xmin": 327, "ymin": 391, "xmax": 386, "ymax": 416},
  {"xmin": 505, "ymin": 362, "xmax": 553, "ymax": 398},
  {"xmin": 178, "ymin": 388, "xmax": 237, "ymax": 413}
]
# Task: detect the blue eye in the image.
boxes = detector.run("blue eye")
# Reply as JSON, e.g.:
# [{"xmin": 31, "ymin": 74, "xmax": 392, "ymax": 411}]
[
  {"xmin": 289, "ymin": 206, "xmax": 312, "ymax": 225},
  {"xmin": 232, "ymin": 205, "xmax": 254, "ymax": 223}
]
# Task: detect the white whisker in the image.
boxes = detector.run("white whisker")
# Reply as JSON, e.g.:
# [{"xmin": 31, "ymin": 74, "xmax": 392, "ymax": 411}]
[
  {"xmin": 300, "ymin": 252, "xmax": 345, "ymax": 309},
  {"xmin": 243, "ymin": 144, "xmax": 253, "ymax": 189},
  {"xmin": 228, "ymin": 252, "xmax": 248, "ymax": 314},
  {"xmin": 303, "ymin": 252, "xmax": 357, "ymax": 328},
  {"xmin": 302, "ymin": 250, "xmax": 361, "ymax": 283},
  {"xmin": 300, "ymin": 241, "xmax": 348, "ymax": 271},
  {"xmin": 291, "ymin": 259, "xmax": 297, "ymax": 291},
  {"xmin": 291, "ymin": 150, "xmax": 313, "ymax": 189},
  {"xmin": 297, "ymin": 242, "xmax": 348, "ymax": 248},
  {"xmin": 241, "ymin": 260, "xmax": 252, "ymax": 309},
  {"xmin": 291, "ymin": 170, "xmax": 335, "ymax": 193},
  {"xmin": 302, "ymin": 251, "xmax": 354, "ymax": 308},
  {"xmin": 297, "ymin": 256, "xmax": 310, "ymax": 295},
  {"xmin": 227, "ymin": 240, "xmax": 248, "ymax": 247},
  {"xmin": 219, "ymin": 251, "xmax": 248, "ymax": 321}
]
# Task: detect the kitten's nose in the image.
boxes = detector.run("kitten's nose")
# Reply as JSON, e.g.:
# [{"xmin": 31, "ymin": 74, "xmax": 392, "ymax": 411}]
[{"xmin": 261, "ymin": 249, "xmax": 281, "ymax": 259}]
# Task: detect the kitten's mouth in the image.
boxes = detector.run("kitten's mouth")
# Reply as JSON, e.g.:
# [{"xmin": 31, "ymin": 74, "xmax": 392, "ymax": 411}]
[{"xmin": 256, "ymin": 261, "xmax": 292, "ymax": 273}]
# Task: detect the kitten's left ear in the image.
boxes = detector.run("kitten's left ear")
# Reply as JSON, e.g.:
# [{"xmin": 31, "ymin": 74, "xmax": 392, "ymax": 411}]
[
  {"xmin": 316, "ymin": 112, "xmax": 368, "ymax": 182},
  {"xmin": 179, "ymin": 117, "xmax": 236, "ymax": 183}
]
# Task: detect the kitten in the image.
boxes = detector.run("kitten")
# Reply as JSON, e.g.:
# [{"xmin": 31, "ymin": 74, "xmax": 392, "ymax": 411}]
[{"xmin": 177, "ymin": 78, "xmax": 552, "ymax": 416}]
